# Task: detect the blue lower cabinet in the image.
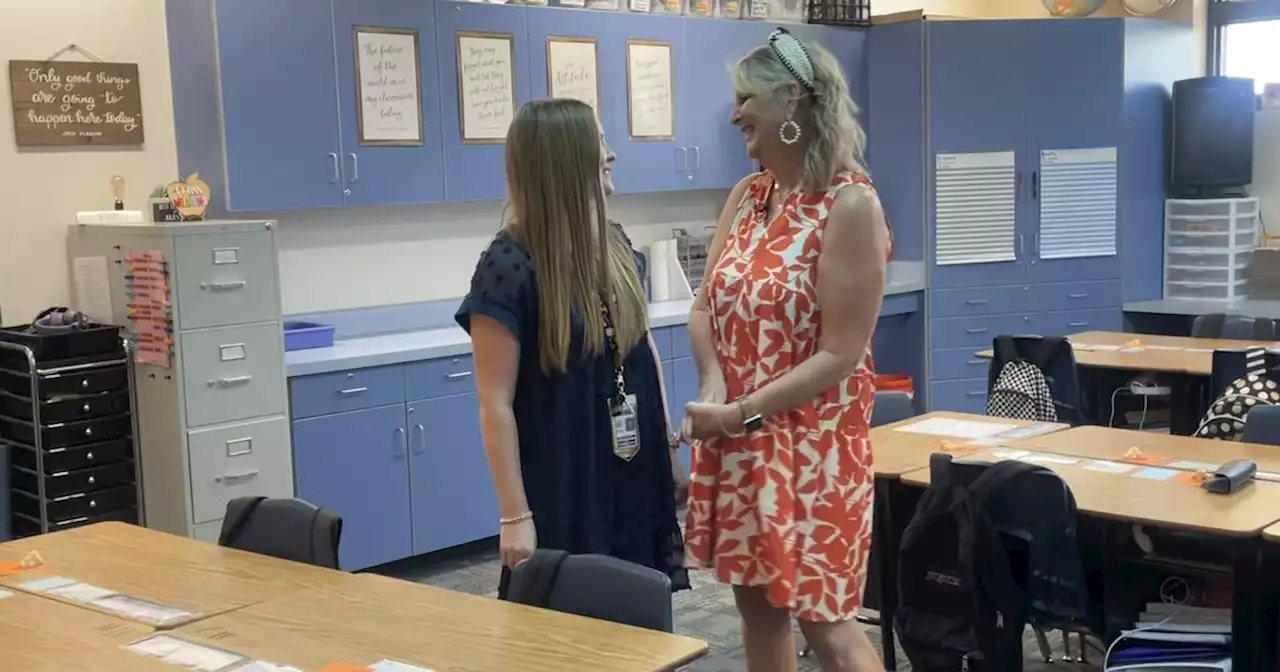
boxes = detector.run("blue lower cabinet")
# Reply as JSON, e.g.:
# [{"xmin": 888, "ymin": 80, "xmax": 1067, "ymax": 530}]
[
  {"xmin": 930, "ymin": 378, "xmax": 990, "ymax": 414},
  {"xmin": 931, "ymin": 347, "xmax": 992, "ymax": 383},
  {"xmin": 670, "ymin": 356, "xmax": 698, "ymax": 472},
  {"xmin": 662, "ymin": 359, "xmax": 677, "ymax": 430},
  {"xmin": 294, "ymin": 404, "xmax": 412, "ymax": 571},
  {"xmin": 408, "ymin": 392, "xmax": 499, "ymax": 555}
]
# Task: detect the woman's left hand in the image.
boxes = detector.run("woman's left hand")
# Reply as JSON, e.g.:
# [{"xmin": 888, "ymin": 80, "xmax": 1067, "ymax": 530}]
[{"xmin": 683, "ymin": 401, "xmax": 743, "ymax": 441}]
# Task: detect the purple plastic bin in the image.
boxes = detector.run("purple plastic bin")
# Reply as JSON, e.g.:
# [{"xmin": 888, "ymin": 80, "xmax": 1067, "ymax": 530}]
[{"xmin": 283, "ymin": 321, "xmax": 335, "ymax": 351}]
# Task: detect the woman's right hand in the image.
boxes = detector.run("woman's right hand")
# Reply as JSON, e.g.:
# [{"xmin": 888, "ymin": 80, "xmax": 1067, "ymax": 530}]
[{"xmin": 500, "ymin": 517, "xmax": 537, "ymax": 568}]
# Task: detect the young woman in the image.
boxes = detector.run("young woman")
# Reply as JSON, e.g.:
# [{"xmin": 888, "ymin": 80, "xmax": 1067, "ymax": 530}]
[
  {"xmin": 456, "ymin": 98, "xmax": 689, "ymax": 597},
  {"xmin": 682, "ymin": 29, "xmax": 890, "ymax": 672}
]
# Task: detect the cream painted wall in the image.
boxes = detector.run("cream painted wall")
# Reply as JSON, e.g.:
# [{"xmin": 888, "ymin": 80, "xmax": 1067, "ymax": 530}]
[{"xmin": 0, "ymin": 0, "xmax": 178, "ymax": 322}]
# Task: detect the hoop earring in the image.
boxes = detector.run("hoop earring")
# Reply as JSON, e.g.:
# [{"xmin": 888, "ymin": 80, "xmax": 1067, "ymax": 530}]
[{"xmin": 779, "ymin": 116, "xmax": 802, "ymax": 145}]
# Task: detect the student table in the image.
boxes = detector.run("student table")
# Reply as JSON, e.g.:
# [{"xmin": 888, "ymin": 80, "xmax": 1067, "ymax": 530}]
[
  {"xmin": 0, "ymin": 521, "xmax": 352, "ymax": 627},
  {"xmin": 1016, "ymin": 424, "xmax": 1280, "ymax": 474},
  {"xmin": 172, "ymin": 573, "xmax": 708, "ymax": 672},
  {"xmin": 0, "ymin": 589, "xmax": 173, "ymax": 671}
]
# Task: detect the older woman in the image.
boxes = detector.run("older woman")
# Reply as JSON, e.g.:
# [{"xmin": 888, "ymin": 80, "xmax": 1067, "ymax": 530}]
[{"xmin": 681, "ymin": 28, "xmax": 889, "ymax": 672}]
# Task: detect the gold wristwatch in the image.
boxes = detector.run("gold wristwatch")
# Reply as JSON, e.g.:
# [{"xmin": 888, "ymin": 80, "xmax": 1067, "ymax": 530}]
[{"xmin": 736, "ymin": 397, "xmax": 764, "ymax": 433}]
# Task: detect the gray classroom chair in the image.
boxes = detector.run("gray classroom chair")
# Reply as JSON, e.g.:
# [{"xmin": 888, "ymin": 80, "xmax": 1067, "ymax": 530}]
[
  {"xmin": 1191, "ymin": 314, "xmax": 1278, "ymax": 341},
  {"xmin": 1243, "ymin": 406, "xmax": 1280, "ymax": 446},
  {"xmin": 508, "ymin": 551, "xmax": 674, "ymax": 632},
  {"xmin": 218, "ymin": 496, "xmax": 343, "ymax": 569}
]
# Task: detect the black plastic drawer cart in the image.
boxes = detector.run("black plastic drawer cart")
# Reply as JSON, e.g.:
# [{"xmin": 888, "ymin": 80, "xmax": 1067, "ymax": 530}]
[{"xmin": 0, "ymin": 323, "xmax": 144, "ymax": 538}]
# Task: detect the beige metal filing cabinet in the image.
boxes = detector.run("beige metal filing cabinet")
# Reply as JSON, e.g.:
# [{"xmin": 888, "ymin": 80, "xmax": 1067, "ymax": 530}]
[{"xmin": 66, "ymin": 220, "xmax": 294, "ymax": 540}]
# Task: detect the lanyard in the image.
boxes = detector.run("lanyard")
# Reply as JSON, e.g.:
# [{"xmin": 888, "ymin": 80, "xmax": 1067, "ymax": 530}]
[{"xmin": 600, "ymin": 295, "xmax": 626, "ymax": 407}]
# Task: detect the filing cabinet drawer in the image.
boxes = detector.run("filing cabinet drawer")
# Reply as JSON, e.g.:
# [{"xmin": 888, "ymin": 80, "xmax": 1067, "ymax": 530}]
[
  {"xmin": 1027, "ymin": 280, "xmax": 1121, "ymax": 313},
  {"xmin": 929, "ymin": 314, "xmax": 1033, "ymax": 350},
  {"xmin": 930, "ymin": 378, "xmax": 989, "ymax": 414},
  {"xmin": 406, "ymin": 355, "xmax": 476, "ymax": 400},
  {"xmin": 290, "ymin": 364, "xmax": 406, "ymax": 419},
  {"xmin": 192, "ymin": 519, "xmax": 223, "ymax": 543},
  {"xmin": 651, "ymin": 327, "xmax": 674, "ymax": 361},
  {"xmin": 188, "ymin": 415, "xmax": 293, "ymax": 524},
  {"xmin": 931, "ymin": 347, "xmax": 992, "ymax": 382},
  {"xmin": 173, "ymin": 228, "xmax": 278, "ymax": 329},
  {"xmin": 1033, "ymin": 309, "xmax": 1122, "ymax": 338},
  {"xmin": 668, "ymin": 325, "xmax": 691, "ymax": 359},
  {"xmin": 929, "ymin": 286, "xmax": 1029, "ymax": 318},
  {"xmin": 181, "ymin": 323, "xmax": 285, "ymax": 427}
]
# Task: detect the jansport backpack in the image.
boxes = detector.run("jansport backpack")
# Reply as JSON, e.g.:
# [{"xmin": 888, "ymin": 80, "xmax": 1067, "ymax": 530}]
[
  {"xmin": 895, "ymin": 455, "xmax": 1040, "ymax": 672},
  {"xmin": 987, "ymin": 336, "xmax": 1058, "ymax": 422},
  {"xmin": 1196, "ymin": 348, "xmax": 1280, "ymax": 441}
]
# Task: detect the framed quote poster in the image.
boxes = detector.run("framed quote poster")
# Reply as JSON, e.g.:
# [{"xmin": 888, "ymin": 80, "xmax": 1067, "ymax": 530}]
[
  {"xmin": 354, "ymin": 26, "xmax": 424, "ymax": 146},
  {"xmin": 626, "ymin": 40, "xmax": 674, "ymax": 140},
  {"xmin": 546, "ymin": 36, "xmax": 600, "ymax": 115},
  {"xmin": 456, "ymin": 31, "xmax": 516, "ymax": 143}
]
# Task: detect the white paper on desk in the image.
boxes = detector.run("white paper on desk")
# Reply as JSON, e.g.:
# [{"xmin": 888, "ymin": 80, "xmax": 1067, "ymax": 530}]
[
  {"xmin": 1168, "ymin": 460, "xmax": 1219, "ymax": 472},
  {"xmin": 48, "ymin": 582, "xmax": 117, "ymax": 603},
  {"xmin": 964, "ymin": 437, "xmax": 1005, "ymax": 447},
  {"xmin": 1083, "ymin": 460, "xmax": 1134, "ymax": 474},
  {"xmin": 994, "ymin": 422, "xmax": 1068, "ymax": 440},
  {"xmin": 372, "ymin": 661, "xmax": 437, "ymax": 672},
  {"xmin": 0, "ymin": 589, "xmax": 13, "ymax": 600},
  {"xmin": 1146, "ymin": 345, "xmax": 1185, "ymax": 351},
  {"xmin": 1020, "ymin": 453, "xmax": 1081, "ymax": 466},
  {"xmin": 894, "ymin": 417, "xmax": 1017, "ymax": 439},
  {"xmin": 19, "ymin": 576, "xmax": 77, "ymax": 592},
  {"xmin": 232, "ymin": 662, "xmax": 306, "ymax": 672},
  {"xmin": 1120, "ymin": 347, "xmax": 1146, "ymax": 354},
  {"xmin": 1185, "ymin": 347, "xmax": 1214, "ymax": 353},
  {"xmin": 126, "ymin": 634, "xmax": 246, "ymax": 672},
  {"xmin": 991, "ymin": 449, "xmax": 1031, "ymax": 460},
  {"xmin": 94, "ymin": 594, "xmax": 194, "ymax": 625},
  {"xmin": 1088, "ymin": 344, "xmax": 1123, "ymax": 352},
  {"xmin": 1133, "ymin": 467, "xmax": 1178, "ymax": 481}
]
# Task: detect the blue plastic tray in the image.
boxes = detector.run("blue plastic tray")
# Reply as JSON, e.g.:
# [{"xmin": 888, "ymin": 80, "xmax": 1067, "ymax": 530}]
[{"xmin": 283, "ymin": 321, "xmax": 335, "ymax": 351}]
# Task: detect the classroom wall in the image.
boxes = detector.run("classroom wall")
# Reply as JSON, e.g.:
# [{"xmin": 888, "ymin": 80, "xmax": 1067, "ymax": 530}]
[{"xmin": 0, "ymin": 0, "xmax": 178, "ymax": 322}]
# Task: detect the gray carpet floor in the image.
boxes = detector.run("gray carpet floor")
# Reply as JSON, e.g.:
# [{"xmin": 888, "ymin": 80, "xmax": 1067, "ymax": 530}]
[{"xmin": 375, "ymin": 543, "xmax": 1103, "ymax": 671}]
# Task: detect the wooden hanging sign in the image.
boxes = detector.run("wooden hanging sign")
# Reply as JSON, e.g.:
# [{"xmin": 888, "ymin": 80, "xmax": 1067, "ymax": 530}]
[{"xmin": 8, "ymin": 59, "xmax": 145, "ymax": 147}]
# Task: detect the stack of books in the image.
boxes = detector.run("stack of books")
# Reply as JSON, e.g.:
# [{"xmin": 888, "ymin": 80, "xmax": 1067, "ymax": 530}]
[{"xmin": 1106, "ymin": 603, "xmax": 1231, "ymax": 671}]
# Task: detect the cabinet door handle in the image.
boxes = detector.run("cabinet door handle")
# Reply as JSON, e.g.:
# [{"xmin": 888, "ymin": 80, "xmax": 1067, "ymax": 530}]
[
  {"xmin": 329, "ymin": 152, "xmax": 340, "ymax": 183},
  {"xmin": 200, "ymin": 280, "xmax": 246, "ymax": 292},
  {"xmin": 215, "ymin": 469, "xmax": 260, "ymax": 483},
  {"xmin": 967, "ymin": 359, "xmax": 985, "ymax": 366},
  {"xmin": 1067, "ymin": 293, "xmax": 1089, "ymax": 299},
  {"xmin": 965, "ymin": 299, "xmax": 988, "ymax": 306},
  {"xmin": 209, "ymin": 375, "xmax": 252, "ymax": 388},
  {"xmin": 965, "ymin": 327, "xmax": 988, "ymax": 334},
  {"xmin": 446, "ymin": 371, "xmax": 473, "ymax": 380},
  {"xmin": 1068, "ymin": 322, "xmax": 1089, "ymax": 328},
  {"xmin": 394, "ymin": 427, "xmax": 406, "ymax": 458},
  {"xmin": 338, "ymin": 387, "xmax": 368, "ymax": 395},
  {"xmin": 348, "ymin": 153, "xmax": 359, "ymax": 183},
  {"xmin": 966, "ymin": 390, "xmax": 987, "ymax": 398},
  {"xmin": 675, "ymin": 146, "xmax": 687, "ymax": 172},
  {"xmin": 1032, "ymin": 170, "xmax": 1039, "ymax": 199},
  {"xmin": 1017, "ymin": 233, "xmax": 1024, "ymax": 258},
  {"xmin": 691, "ymin": 145, "xmax": 701, "ymax": 170},
  {"xmin": 414, "ymin": 424, "xmax": 426, "ymax": 456}
]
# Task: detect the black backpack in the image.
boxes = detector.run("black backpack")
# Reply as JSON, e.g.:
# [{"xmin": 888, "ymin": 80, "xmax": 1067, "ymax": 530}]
[{"xmin": 895, "ymin": 455, "xmax": 1043, "ymax": 672}]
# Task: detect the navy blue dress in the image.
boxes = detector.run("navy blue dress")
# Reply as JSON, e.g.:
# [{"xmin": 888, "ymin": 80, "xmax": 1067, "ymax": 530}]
[{"xmin": 455, "ymin": 227, "xmax": 689, "ymax": 593}]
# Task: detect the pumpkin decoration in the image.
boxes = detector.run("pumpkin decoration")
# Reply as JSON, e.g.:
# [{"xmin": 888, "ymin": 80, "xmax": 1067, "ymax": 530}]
[{"xmin": 166, "ymin": 173, "xmax": 210, "ymax": 220}]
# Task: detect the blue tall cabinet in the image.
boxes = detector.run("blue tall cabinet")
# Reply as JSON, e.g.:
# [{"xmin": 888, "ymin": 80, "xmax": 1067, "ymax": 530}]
[{"xmin": 868, "ymin": 17, "xmax": 1192, "ymax": 413}]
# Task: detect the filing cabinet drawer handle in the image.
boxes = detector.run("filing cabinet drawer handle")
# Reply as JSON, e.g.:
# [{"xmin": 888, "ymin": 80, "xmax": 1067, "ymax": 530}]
[
  {"xmin": 447, "ymin": 371, "xmax": 473, "ymax": 380},
  {"xmin": 1068, "ymin": 322, "xmax": 1089, "ymax": 328},
  {"xmin": 966, "ymin": 391, "xmax": 987, "ymax": 398},
  {"xmin": 964, "ymin": 299, "xmax": 988, "ymax": 306},
  {"xmin": 200, "ymin": 280, "xmax": 247, "ymax": 292},
  {"xmin": 209, "ymin": 375, "xmax": 253, "ymax": 388},
  {"xmin": 215, "ymin": 469, "xmax": 260, "ymax": 483},
  {"xmin": 1067, "ymin": 293, "xmax": 1089, "ymax": 299},
  {"xmin": 965, "ymin": 328, "xmax": 987, "ymax": 334},
  {"xmin": 338, "ymin": 387, "xmax": 368, "ymax": 395}
]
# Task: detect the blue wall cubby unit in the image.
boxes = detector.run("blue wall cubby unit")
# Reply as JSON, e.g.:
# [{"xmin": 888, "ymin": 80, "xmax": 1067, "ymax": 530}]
[
  {"xmin": 166, "ymin": 0, "xmax": 867, "ymax": 212},
  {"xmin": 866, "ymin": 17, "xmax": 1192, "ymax": 414}
]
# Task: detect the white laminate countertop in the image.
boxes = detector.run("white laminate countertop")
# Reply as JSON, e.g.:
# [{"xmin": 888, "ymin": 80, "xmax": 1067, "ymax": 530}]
[
  {"xmin": 284, "ymin": 261, "xmax": 925, "ymax": 377},
  {"xmin": 1124, "ymin": 297, "xmax": 1280, "ymax": 319}
]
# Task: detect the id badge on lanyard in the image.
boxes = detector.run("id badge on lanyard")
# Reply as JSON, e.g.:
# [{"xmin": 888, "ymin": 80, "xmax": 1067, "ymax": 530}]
[{"xmin": 611, "ymin": 391, "xmax": 640, "ymax": 461}]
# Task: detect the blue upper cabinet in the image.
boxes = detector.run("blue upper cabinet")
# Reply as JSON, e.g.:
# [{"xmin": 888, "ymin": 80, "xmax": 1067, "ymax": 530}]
[
  {"xmin": 211, "ymin": 0, "xmax": 346, "ymax": 211},
  {"xmin": 333, "ymin": 0, "xmax": 446, "ymax": 205},
  {"xmin": 681, "ymin": 19, "xmax": 774, "ymax": 191},
  {"xmin": 926, "ymin": 21, "xmax": 1029, "ymax": 289},
  {"xmin": 608, "ymin": 13, "xmax": 689, "ymax": 194},
  {"xmin": 435, "ymin": 1, "xmax": 531, "ymax": 202},
  {"xmin": 1023, "ymin": 19, "xmax": 1124, "ymax": 284}
]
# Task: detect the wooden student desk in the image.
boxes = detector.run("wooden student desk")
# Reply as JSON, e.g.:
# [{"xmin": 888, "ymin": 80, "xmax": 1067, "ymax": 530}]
[
  {"xmin": 174, "ymin": 573, "xmax": 708, "ymax": 672},
  {"xmin": 0, "ymin": 522, "xmax": 352, "ymax": 627},
  {"xmin": 871, "ymin": 411, "xmax": 1058, "ymax": 477},
  {"xmin": 977, "ymin": 330, "xmax": 1280, "ymax": 377},
  {"xmin": 0, "ymin": 589, "xmax": 173, "ymax": 671},
  {"xmin": 1017, "ymin": 425, "xmax": 1280, "ymax": 473}
]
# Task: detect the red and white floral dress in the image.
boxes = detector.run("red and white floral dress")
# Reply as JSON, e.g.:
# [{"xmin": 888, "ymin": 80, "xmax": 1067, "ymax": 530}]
[{"xmin": 684, "ymin": 170, "xmax": 881, "ymax": 623}]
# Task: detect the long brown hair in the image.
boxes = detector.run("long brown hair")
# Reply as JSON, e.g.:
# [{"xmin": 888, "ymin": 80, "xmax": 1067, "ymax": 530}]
[{"xmin": 504, "ymin": 98, "xmax": 648, "ymax": 375}]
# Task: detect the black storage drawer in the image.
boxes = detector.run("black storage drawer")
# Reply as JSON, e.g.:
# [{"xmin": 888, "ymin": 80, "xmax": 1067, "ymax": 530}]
[
  {"xmin": 11, "ymin": 507, "xmax": 136, "ymax": 538},
  {"xmin": 0, "ymin": 414, "xmax": 131, "ymax": 448},
  {"xmin": 0, "ymin": 365, "xmax": 128, "ymax": 400},
  {"xmin": 11, "ymin": 461, "xmax": 135, "ymax": 498},
  {"xmin": 8, "ymin": 438, "xmax": 133, "ymax": 473},
  {"xmin": 12, "ymin": 484, "xmax": 137, "ymax": 523},
  {"xmin": 0, "ymin": 389, "xmax": 130, "ymax": 424},
  {"xmin": 0, "ymin": 323, "xmax": 122, "ymax": 363}
]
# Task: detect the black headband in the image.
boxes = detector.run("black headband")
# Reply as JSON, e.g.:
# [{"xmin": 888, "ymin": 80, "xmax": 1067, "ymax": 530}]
[{"xmin": 767, "ymin": 28, "xmax": 815, "ymax": 94}]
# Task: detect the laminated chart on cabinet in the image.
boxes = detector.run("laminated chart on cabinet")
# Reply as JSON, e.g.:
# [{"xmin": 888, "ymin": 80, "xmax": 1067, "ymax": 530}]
[
  {"xmin": 123, "ymin": 251, "xmax": 173, "ymax": 368},
  {"xmin": 1038, "ymin": 147, "xmax": 1118, "ymax": 260},
  {"xmin": 934, "ymin": 151, "xmax": 1017, "ymax": 266}
]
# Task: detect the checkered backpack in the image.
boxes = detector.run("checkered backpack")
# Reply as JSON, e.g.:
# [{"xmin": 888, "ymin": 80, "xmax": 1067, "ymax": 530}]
[
  {"xmin": 986, "ymin": 337, "xmax": 1058, "ymax": 423},
  {"xmin": 1195, "ymin": 348, "xmax": 1280, "ymax": 441}
]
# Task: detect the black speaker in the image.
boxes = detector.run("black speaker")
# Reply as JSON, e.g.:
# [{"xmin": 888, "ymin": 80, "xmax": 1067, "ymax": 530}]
[{"xmin": 1171, "ymin": 76, "xmax": 1256, "ymax": 194}]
